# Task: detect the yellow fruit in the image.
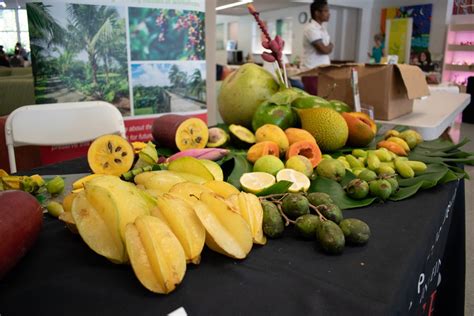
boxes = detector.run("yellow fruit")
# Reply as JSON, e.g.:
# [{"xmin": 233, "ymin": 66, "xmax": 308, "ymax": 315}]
[
  {"xmin": 196, "ymin": 192, "xmax": 253, "ymax": 259},
  {"xmin": 125, "ymin": 215, "xmax": 186, "ymax": 294},
  {"xmin": 175, "ymin": 118, "xmax": 209, "ymax": 151},
  {"xmin": 168, "ymin": 182, "xmax": 213, "ymax": 204},
  {"xmin": 62, "ymin": 192, "xmax": 78, "ymax": 213},
  {"xmin": 386, "ymin": 137, "xmax": 410, "ymax": 152},
  {"xmin": 255, "ymin": 124, "xmax": 289, "ymax": 154},
  {"xmin": 154, "ymin": 194, "xmax": 205, "ymax": 264},
  {"xmin": 204, "ymin": 180, "xmax": 240, "ymax": 198},
  {"xmin": 237, "ymin": 192, "xmax": 266, "ymax": 245},
  {"xmin": 298, "ymin": 108, "xmax": 348, "ymax": 151},
  {"xmin": 199, "ymin": 159, "xmax": 224, "ymax": 181},
  {"xmin": 72, "ymin": 174, "xmax": 103, "ymax": 190},
  {"xmin": 87, "ymin": 135, "xmax": 134, "ymax": 176},
  {"xmin": 71, "ymin": 176, "xmax": 155, "ymax": 263},
  {"xmin": 168, "ymin": 157, "xmax": 214, "ymax": 181}
]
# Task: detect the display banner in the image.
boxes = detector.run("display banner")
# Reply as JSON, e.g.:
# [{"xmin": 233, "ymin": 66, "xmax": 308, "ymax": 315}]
[{"xmin": 26, "ymin": 0, "xmax": 206, "ymax": 164}]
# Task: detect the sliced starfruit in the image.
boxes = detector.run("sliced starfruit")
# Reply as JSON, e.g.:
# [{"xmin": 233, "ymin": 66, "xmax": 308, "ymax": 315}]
[
  {"xmin": 195, "ymin": 192, "xmax": 253, "ymax": 259},
  {"xmin": 125, "ymin": 215, "xmax": 186, "ymax": 294},
  {"xmin": 204, "ymin": 180, "xmax": 240, "ymax": 198},
  {"xmin": 154, "ymin": 194, "xmax": 205, "ymax": 264},
  {"xmin": 71, "ymin": 191, "xmax": 126, "ymax": 263},
  {"xmin": 72, "ymin": 176, "xmax": 154, "ymax": 263},
  {"xmin": 168, "ymin": 182, "xmax": 213, "ymax": 204},
  {"xmin": 237, "ymin": 192, "xmax": 266, "ymax": 245},
  {"xmin": 72, "ymin": 174, "xmax": 103, "ymax": 190}
]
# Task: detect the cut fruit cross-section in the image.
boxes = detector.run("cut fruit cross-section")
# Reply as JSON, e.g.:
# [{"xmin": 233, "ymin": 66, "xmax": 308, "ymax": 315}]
[
  {"xmin": 276, "ymin": 168, "xmax": 311, "ymax": 193},
  {"xmin": 87, "ymin": 135, "xmax": 134, "ymax": 176},
  {"xmin": 239, "ymin": 172, "xmax": 276, "ymax": 194}
]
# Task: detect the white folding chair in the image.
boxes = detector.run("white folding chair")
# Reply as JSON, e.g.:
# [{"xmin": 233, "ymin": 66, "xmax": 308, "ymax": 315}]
[{"xmin": 5, "ymin": 101, "xmax": 126, "ymax": 173}]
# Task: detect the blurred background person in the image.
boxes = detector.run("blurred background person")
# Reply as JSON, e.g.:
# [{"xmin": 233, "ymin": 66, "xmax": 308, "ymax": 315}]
[
  {"xmin": 301, "ymin": 0, "xmax": 332, "ymax": 70},
  {"xmin": 14, "ymin": 42, "xmax": 28, "ymax": 61},
  {"xmin": 300, "ymin": 0, "xmax": 332, "ymax": 95},
  {"xmin": 0, "ymin": 46, "xmax": 10, "ymax": 67},
  {"xmin": 416, "ymin": 50, "xmax": 434, "ymax": 72},
  {"xmin": 368, "ymin": 33, "xmax": 385, "ymax": 64}
]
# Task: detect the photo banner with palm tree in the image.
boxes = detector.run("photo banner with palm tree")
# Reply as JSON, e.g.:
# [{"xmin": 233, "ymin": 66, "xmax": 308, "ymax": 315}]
[{"xmin": 27, "ymin": 0, "xmax": 206, "ymax": 146}]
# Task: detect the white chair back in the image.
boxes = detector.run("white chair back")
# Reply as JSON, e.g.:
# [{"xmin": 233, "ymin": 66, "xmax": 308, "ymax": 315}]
[{"xmin": 5, "ymin": 101, "xmax": 126, "ymax": 173}]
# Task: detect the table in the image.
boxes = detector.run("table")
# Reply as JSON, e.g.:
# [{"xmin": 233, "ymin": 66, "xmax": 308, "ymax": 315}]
[
  {"xmin": 376, "ymin": 92, "xmax": 471, "ymax": 141},
  {"xmin": 0, "ymin": 158, "xmax": 466, "ymax": 316},
  {"xmin": 428, "ymin": 84, "xmax": 460, "ymax": 94}
]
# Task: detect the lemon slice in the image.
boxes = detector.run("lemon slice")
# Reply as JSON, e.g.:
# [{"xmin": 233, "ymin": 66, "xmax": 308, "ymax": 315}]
[
  {"xmin": 276, "ymin": 169, "xmax": 311, "ymax": 193},
  {"xmin": 239, "ymin": 172, "xmax": 276, "ymax": 194}
]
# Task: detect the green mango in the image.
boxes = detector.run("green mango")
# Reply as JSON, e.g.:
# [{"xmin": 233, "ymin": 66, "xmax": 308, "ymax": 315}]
[{"xmin": 252, "ymin": 101, "xmax": 298, "ymax": 131}]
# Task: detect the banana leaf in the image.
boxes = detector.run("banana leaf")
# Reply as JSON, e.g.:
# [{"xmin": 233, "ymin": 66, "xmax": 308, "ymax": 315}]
[
  {"xmin": 439, "ymin": 170, "xmax": 461, "ymax": 184},
  {"xmin": 416, "ymin": 137, "xmax": 470, "ymax": 152},
  {"xmin": 389, "ymin": 182, "xmax": 423, "ymax": 201},
  {"xmin": 397, "ymin": 164, "xmax": 449, "ymax": 189},
  {"xmin": 309, "ymin": 177, "xmax": 376, "ymax": 210}
]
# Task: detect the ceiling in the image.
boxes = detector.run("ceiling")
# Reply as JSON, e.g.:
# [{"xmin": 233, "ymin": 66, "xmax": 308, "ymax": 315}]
[
  {"xmin": 217, "ymin": 0, "xmax": 308, "ymax": 16},
  {"xmin": 2, "ymin": 0, "xmax": 308, "ymax": 12}
]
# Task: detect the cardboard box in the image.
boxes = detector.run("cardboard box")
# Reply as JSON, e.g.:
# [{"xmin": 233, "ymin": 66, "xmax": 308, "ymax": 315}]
[{"xmin": 298, "ymin": 64, "xmax": 430, "ymax": 120}]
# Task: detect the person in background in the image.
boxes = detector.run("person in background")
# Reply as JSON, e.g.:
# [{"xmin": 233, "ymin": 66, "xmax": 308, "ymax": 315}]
[
  {"xmin": 14, "ymin": 42, "xmax": 28, "ymax": 61},
  {"xmin": 9, "ymin": 55, "xmax": 25, "ymax": 67},
  {"xmin": 301, "ymin": 0, "xmax": 332, "ymax": 70},
  {"xmin": 0, "ymin": 46, "xmax": 10, "ymax": 67},
  {"xmin": 368, "ymin": 34, "xmax": 385, "ymax": 64},
  {"xmin": 416, "ymin": 50, "xmax": 435, "ymax": 72},
  {"xmin": 0, "ymin": 51, "xmax": 10, "ymax": 67}
]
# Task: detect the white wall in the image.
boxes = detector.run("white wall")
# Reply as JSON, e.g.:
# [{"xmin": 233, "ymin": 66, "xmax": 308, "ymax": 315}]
[
  {"xmin": 369, "ymin": 0, "xmax": 451, "ymax": 59},
  {"xmin": 216, "ymin": 15, "xmax": 240, "ymax": 65},
  {"xmin": 217, "ymin": 4, "xmax": 365, "ymax": 64}
]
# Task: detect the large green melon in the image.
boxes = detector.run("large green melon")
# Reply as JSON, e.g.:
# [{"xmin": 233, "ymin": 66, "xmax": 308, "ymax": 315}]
[{"xmin": 218, "ymin": 63, "xmax": 279, "ymax": 128}]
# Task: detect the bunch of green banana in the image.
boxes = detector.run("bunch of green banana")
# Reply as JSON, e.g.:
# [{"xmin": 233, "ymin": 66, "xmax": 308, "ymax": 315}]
[{"xmin": 327, "ymin": 147, "xmax": 427, "ymax": 179}]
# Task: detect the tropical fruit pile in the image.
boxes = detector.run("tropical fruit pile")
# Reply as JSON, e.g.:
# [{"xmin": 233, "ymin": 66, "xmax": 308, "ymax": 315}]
[{"xmin": 4, "ymin": 60, "xmax": 474, "ymax": 295}]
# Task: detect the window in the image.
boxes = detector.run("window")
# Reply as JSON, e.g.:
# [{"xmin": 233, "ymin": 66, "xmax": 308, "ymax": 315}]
[
  {"xmin": 0, "ymin": 9, "xmax": 30, "ymax": 53},
  {"xmin": 252, "ymin": 17, "xmax": 292, "ymax": 55}
]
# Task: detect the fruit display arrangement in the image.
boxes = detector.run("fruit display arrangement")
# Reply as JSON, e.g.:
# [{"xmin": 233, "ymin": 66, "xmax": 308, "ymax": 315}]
[{"xmin": 2, "ymin": 2, "xmax": 473, "ymax": 296}]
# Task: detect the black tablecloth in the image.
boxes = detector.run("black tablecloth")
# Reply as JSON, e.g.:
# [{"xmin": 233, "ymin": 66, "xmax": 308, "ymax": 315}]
[{"xmin": 0, "ymin": 158, "xmax": 466, "ymax": 316}]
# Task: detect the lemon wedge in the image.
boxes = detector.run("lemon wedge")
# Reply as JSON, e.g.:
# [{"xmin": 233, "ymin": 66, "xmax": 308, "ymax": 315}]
[
  {"xmin": 276, "ymin": 169, "xmax": 311, "ymax": 193},
  {"xmin": 239, "ymin": 172, "xmax": 276, "ymax": 194}
]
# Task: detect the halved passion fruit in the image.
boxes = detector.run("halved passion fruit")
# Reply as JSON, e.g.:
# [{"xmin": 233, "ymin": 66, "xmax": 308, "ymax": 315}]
[
  {"xmin": 206, "ymin": 127, "xmax": 229, "ymax": 148},
  {"xmin": 87, "ymin": 135, "xmax": 134, "ymax": 176}
]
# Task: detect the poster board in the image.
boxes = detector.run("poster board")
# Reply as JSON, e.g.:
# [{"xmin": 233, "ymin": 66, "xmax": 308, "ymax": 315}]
[
  {"xmin": 380, "ymin": 4, "xmax": 432, "ymax": 58},
  {"xmin": 385, "ymin": 18, "xmax": 413, "ymax": 64},
  {"xmin": 26, "ymin": 0, "xmax": 209, "ymax": 163}
]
